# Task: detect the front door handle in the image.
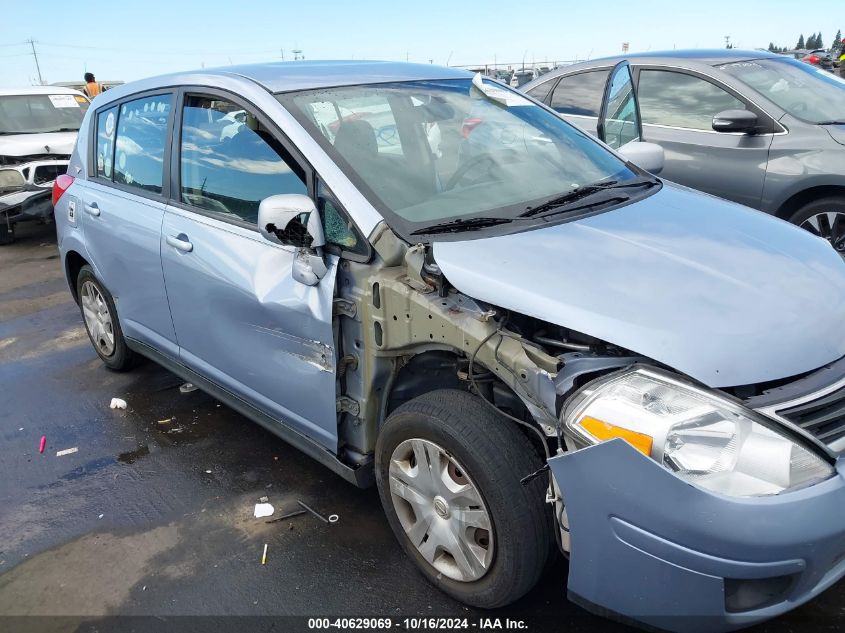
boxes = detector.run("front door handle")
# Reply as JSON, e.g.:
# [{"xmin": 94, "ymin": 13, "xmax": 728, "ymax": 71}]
[
  {"xmin": 83, "ymin": 202, "xmax": 100, "ymax": 217},
  {"xmin": 166, "ymin": 234, "xmax": 193, "ymax": 253}
]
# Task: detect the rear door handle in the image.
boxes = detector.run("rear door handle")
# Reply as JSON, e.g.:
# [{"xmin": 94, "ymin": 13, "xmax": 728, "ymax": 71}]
[
  {"xmin": 83, "ymin": 202, "xmax": 100, "ymax": 217},
  {"xmin": 166, "ymin": 234, "xmax": 193, "ymax": 253}
]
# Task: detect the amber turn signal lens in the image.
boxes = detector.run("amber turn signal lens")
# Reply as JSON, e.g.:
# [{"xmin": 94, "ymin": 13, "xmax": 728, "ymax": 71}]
[{"xmin": 579, "ymin": 416, "xmax": 653, "ymax": 456}]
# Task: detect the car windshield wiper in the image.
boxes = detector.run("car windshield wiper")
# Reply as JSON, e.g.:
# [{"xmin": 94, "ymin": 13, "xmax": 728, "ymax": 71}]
[
  {"xmin": 43, "ymin": 127, "xmax": 80, "ymax": 133},
  {"xmin": 519, "ymin": 177, "xmax": 657, "ymax": 218},
  {"xmin": 817, "ymin": 120, "xmax": 845, "ymax": 125},
  {"xmin": 410, "ymin": 216, "xmax": 515, "ymax": 235}
]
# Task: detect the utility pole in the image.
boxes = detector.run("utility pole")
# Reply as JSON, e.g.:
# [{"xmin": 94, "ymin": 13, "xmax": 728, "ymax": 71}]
[
  {"xmin": 27, "ymin": 38, "xmax": 44, "ymax": 85},
  {"xmin": 724, "ymin": 35, "xmax": 731, "ymax": 49}
]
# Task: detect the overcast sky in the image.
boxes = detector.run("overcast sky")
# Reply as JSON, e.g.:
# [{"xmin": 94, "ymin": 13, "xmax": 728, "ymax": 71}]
[{"xmin": 1, "ymin": 0, "xmax": 841, "ymax": 87}]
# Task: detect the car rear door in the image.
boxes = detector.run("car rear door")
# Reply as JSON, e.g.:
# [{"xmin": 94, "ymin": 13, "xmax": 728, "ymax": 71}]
[
  {"xmin": 160, "ymin": 88, "xmax": 340, "ymax": 451},
  {"xmin": 633, "ymin": 66, "xmax": 775, "ymax": 208},
  {"xmin": 78, "ymin": 92, "xmax": 178, "ymax": 357}
]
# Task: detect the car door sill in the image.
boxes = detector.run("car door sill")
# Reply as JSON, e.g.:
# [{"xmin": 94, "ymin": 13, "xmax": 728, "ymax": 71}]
[{"xmin": 126, "ymin": 337, "xmax": 374, "ymax": 488}]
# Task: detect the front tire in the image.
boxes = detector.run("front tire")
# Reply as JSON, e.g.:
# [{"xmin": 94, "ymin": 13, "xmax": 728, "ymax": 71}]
[
  {"xmin": 375, "ymin": 389, "xmax": 553, "ymax": 608},
  {"xmin": 76, "ymin": 265, "xmax": 135, "ymax": 371},
  {"xmin": 789, "ymin": 197, "xmax": 845, "ymax": 254}
]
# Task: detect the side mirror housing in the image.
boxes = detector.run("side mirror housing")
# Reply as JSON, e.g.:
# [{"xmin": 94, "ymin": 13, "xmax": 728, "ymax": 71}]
[
  {"xmin": 618, "ymin": 141, "xmax": 665, "ymax": 175},
  {"xmin": 258, "ymin": 194, "xmax": 328, "ymax": 286},
  {"xmin": 258, "ymin": 194, "xmax": 326, "ymax": 249},
  {"xmin": 712, "ymin": 109, "xmax": 758, "ymax": 134}
]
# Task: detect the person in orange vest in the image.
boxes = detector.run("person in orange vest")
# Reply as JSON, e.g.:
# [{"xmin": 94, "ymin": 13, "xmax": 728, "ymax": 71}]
[{"xmin": 83, "ymin": 73, "xmax": 102, "ymax": 98}]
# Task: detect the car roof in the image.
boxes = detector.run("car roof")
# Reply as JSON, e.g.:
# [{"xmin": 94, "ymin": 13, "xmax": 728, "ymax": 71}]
[
  {"xmin": 521, "ymin": 49, "xmax": 787, "ymax": 91},
  {"xmin": 0, "ymin": 85, "xmax": 86, "ymax": 97},
  {"xmin": 148, "ymin": 60, "xmax": 473, "ymax": 94}
]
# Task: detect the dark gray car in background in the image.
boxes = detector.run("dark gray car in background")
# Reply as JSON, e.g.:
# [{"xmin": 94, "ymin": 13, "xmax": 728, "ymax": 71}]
[{"xmin": 522, "ymin": 50, "xmax": 845, "ymax": 252}]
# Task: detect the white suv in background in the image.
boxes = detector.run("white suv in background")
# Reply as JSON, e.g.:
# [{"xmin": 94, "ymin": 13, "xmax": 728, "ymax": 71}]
[{"xmin": 0, "ymin": 86, "xmax": 90, "ymax": 243}]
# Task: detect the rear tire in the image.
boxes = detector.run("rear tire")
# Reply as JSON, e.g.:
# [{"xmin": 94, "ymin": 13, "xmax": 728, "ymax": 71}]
[
  {"xmin": 788, "ymin": 197, "xmax": 845, "ymax": 254},
  {"xmin": 375, "ymin": 389, "xmax": 553, "ymax": 608},
  {"xmin": 76, "ymin": 265, "xmax": 135, "ymax": 371}
]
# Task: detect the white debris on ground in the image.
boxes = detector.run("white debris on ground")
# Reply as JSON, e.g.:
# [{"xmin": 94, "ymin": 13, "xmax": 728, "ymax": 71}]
[
  {"xmin": 254, "ymin": 503, "xmax": 274, "ymax": 518},
  {"xmin": 109, "ymin": 397, "xmax": 127, "ymax": 409},
  {"xmin": 56, "ymin": 447, "xmax": 78, "ymax": 457},
  {"xmin": 179, "ymin": 383, "xmax": 198, "ymax": 394}
]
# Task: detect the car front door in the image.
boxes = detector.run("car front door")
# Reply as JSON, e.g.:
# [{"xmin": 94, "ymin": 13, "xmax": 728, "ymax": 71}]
[
  {"xmin": 160, "ymin": 90, "xmax": 340, "ymax": 450},
  {"xmin": 634, "ymin": 67, "xmax": 775, "ymax": 208},
  {"xmin": 79, "ymin": 92, "xmax": 178, "ymax": 357}
]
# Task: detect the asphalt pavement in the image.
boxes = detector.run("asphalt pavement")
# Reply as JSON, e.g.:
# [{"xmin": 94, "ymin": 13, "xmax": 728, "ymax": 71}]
[{"xmin": 1, "ymin": 222, "xmax": 844, "ymax": 633}]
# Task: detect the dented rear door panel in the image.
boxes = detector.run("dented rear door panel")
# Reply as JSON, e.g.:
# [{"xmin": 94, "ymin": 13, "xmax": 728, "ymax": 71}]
[{"xmin": 160, "ymin": 205, "xmax": 339, "ymax": 450}]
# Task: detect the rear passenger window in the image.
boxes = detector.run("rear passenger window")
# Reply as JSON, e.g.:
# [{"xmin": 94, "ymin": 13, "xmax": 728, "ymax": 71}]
[
  {"xmin": 96, "ymin": 106, "xmax": 117, "ymax": 179},
  {"xmin": 179, "ymin": 95, "xmax": 306, "ymax": 224},
  {"xmin": 550, "ymin": 70, "xmax": 610, "ymax": 116},
  {"xmin": 113, "ymin": 95, "xmax": 171, "ymax": 194}
]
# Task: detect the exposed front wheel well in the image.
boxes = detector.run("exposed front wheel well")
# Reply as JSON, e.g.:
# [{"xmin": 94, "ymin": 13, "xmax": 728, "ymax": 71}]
[
  {"xmin": 383, "ymin": 349, "xmax": 546, "ymax": 458},
  {"xmin": 776, "ymin": 186, "xmax": 845, "ymax": 221},
  {"xmin": 64, "ymin": 250, "xmax": 89, "ymax": 304}
]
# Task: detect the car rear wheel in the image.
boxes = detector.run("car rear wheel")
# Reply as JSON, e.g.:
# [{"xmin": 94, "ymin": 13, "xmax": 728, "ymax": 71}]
[
  {"xmin": 375, "ymin": 389, "xmax": 553, "ymax": 608},
  {"xmin": 76, "ymin": 265, "xmax": 135, "ymax": 371},
  {"xmin": 789, "ymin": 197, "xmax": 845, "ymax": 254}
]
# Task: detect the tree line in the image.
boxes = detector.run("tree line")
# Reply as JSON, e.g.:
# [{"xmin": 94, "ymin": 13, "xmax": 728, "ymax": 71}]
[{"xmin": 767, "ymin": 30, "xmax": 842, "ymax": 53}]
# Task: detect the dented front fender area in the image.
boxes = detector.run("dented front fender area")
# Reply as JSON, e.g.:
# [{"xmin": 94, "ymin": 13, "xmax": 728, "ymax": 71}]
[
  {"xmin": 548, "ymin": 439, "xmax": 845, "ymax": 633},
  {"xmin": 361, "ymin": 266, "xmax": 560, "ymax": 430}
]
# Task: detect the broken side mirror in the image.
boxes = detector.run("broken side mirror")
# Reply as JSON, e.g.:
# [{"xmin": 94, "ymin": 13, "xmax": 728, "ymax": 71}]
[{"xmin": 258, "ymin": 194, "xmax": 328, "ymax": 286}]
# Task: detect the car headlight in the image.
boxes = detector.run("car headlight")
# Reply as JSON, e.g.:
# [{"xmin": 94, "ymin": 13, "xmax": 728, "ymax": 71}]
[{"xmin": 562, "ymin": 367, "xmax": 834, "ymax": 497}]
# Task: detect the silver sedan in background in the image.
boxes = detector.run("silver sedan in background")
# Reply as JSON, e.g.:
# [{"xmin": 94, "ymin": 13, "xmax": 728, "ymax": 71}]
[{"xmin": 522, "ymin": 50, "xmax": 845, "ymax": 253}]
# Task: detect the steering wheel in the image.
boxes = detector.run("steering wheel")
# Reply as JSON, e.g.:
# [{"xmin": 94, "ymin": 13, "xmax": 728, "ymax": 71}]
[{"xmin": 445, "ymin": 153, "xmax": 497, "ymax": 191}]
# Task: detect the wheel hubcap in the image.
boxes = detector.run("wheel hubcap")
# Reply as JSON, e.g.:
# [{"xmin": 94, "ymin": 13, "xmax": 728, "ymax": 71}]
[
  {"xmin": 800, "ymin": 211, "xmax": 845, "ymax": 252},
  {"xmin": 80, "ymin": 281, "xmax": 115, "ymax": 357},
  {"xmin": 388, "ymin": 438, "xmax": 494, "ymax": 582}
]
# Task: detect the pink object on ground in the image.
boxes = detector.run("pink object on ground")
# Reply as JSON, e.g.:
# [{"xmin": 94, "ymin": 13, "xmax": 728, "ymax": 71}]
[{"xmin": 39, "ymin": 436, "xmax": 46, "ymax": 454}]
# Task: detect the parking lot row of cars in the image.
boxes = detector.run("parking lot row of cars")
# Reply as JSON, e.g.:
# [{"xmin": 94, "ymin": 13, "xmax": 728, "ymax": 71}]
[{"xmin": 3, "ymin": 48, "xmax": 845, "ymax": 632}]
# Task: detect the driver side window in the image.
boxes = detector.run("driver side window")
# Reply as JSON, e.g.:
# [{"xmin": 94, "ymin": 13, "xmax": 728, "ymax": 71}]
[{"xmin": 179, "ymin": 94, "xmax": 306, "ymax": 224}]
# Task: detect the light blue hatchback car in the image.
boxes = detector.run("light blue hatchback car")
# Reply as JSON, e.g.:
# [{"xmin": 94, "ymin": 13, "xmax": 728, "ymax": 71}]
[{"xmin": 54, "ymin": 61, "xmax": 845, "ymax": 632}]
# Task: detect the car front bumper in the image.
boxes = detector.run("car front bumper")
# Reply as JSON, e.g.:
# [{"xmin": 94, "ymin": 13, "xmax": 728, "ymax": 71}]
[
  {"xmin": 548, "ymin": 438, "xmax": 845, "ymax": 633},
  {"xmin": 0, "ymin": 159, "xmax": 68, "ymax": 223}
]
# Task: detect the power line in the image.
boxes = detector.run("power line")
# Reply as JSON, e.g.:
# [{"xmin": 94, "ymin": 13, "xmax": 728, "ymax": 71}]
[{"xmin": 35, "ymin": 41, "xmax": 281, "ymax": 56}]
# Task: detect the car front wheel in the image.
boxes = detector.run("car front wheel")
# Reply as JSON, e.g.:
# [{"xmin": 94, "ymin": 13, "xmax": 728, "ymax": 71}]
[
  {"xmin": 790, "ymin": 197, "xmax": 845, "ymax": 254},
  {"xmin": 375, "ymin": 389, "xmax": 553, "ymax": 608}
]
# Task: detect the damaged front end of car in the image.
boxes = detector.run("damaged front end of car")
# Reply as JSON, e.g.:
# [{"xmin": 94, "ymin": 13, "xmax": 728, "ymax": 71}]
[
  {"xmin": 0, "ymin": 156, "xmax": 69, "ymax": 241},
  {"xmin": 547, "ymin": 362, "xmax": 845, "ymax": 632}
]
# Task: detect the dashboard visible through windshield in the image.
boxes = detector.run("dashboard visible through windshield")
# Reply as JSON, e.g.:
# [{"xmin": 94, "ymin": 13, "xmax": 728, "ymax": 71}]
[{"xmin": 279, "ymin": 78, "xmax": 649, "ymax": 239}]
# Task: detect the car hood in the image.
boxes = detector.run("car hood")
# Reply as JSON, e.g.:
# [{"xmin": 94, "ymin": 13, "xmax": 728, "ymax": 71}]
[
  {"xmin": 0, "ymin": 131, "xmax": 78, "ymax": 157},
  {"xmin": 433, "ymin": 184, "xmax": 845, "ymax": 388},
  {"xmin": 824, "ymin": 124, "xmax": 845, "ymax": 146}
]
